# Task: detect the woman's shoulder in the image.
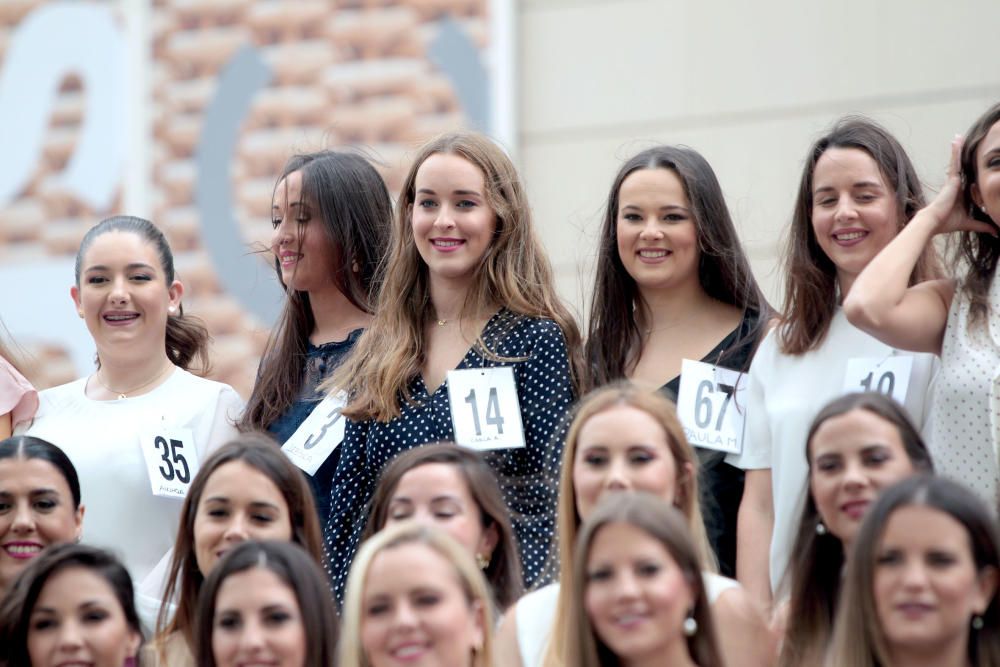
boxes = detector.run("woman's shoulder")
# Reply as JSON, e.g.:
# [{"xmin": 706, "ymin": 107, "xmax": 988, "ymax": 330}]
[{"xmin": 162, "ymin": 369, "xmax": 245, "ymax": 413}]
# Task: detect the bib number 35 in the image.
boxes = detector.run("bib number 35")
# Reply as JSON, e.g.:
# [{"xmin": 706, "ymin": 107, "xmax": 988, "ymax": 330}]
[
  {"xmin": 140, "ymin": 427, "xmax": 199, "ymax": 499},
  {"xmin": 447, "ymin": 367, "xmax": 525, "ymax": 450}
]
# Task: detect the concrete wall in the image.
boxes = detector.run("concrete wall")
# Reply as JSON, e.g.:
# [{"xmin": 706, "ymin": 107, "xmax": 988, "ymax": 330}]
[{"xmin": 516, "ymin": 0, "xmax": 1000, "ymax": 317}]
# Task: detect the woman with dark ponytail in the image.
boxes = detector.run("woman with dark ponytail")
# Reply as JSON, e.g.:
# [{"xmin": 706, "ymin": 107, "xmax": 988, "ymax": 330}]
[{"xmin": 26, "ymin": 215, "xmax": 244, "ymax": 627}]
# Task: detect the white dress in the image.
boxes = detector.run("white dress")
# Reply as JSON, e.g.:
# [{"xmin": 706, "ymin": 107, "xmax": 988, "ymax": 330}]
[
  {"xmin": 25, "ymin": 369, "xmax": 243, "ymax": 607},
  {"xmin": 928, "ymin": 274, "xmax": 1000, "ymax": 510},
  {"xmin": 513, "ymin": 573, "xmax": 740, "ymax": 667},
  {"xmin": 730, "ymin": 310, "xmax": 937, "ymax": 593}
]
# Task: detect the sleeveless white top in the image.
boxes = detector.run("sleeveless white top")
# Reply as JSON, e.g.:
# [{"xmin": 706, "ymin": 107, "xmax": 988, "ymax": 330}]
[
  {"xmin": 513, "ymin": 573, "xmax": 740, "ymax": 666},
  {"xmin": 929, "ymin": 272, "xmax": 1000, "ymax": 511}
]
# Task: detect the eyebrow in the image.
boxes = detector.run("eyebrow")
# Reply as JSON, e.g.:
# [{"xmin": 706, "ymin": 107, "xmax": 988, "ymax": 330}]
[
  {"xmin": 0, "ymin": 487, "xmax": 59, "ymax": 496},
  {"xmin": 813, "ymin": 180, "xmax": 884, "ymax": 195},
  {"xmin": 203, "ymin": 497, "xmax": 281, "ymax": 510},
  {"xmin": 415, "ymin": 188, "xmax": 483, "ymax": 196},
  {"xmin": 84, "ymin": 262, "xmax": 156, "ymax": 273},
  {"xmin": 271, "ymin": 201, "xmax": 307, "ymax": 210},
  {"xmin": 621, "ymin": 203, "xmax": 689, "ymax": 212}
]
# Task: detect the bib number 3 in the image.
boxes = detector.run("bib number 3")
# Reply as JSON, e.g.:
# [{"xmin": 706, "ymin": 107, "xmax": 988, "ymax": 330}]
[
  {"xmin": 447, "ymin": 367, "xmax": 525, "ymax": 450},
  {"xmin": 676, "ymin": 360, "xmax": 747, "ymax": 455},
  {"xmin": 281, "ymin": 392, "xmax": 348, "ymax": 476},
  {"xmin": 140, "ymin": 427, "xmax": 199, "ymax": 499}
]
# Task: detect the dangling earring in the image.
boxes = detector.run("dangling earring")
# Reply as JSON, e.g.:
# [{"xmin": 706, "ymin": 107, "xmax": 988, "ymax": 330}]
[
  {"xmin": 475, "ymin": 552, "xmax": 490, "ymax": 570},
  {"xmin": 682, "ymin": 612, "xmax": 698, "ymax": 637},
  {"xmin": 973, "ymin": 615, "xmax": 985, "ymax": 630},
  {"xmin": 815, "ymin": 520, "xmax": 827, "ymax": 535},
  {"xmin": 168, "ymin": 306, "xmax": 176, "ymax": 314}
]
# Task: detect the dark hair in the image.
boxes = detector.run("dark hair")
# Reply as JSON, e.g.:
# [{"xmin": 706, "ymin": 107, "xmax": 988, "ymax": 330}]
[
  {"xmin": 779, "ymin": 116, "xmax": 941, "ymax": 355},
  {"xmin": 957, "ymin": 102, "xmax": 1000, "ymax": 322},
  {"xmin": 828, "ymin": 476, "xmax": 1000, "ymax": 666},
  {"xmin": 0, "ymin": 435, "xmax": 81, "ymax": 508},
  {"xmin": 74, "ymin": 215, "xmax": 210, "ymax": 372},
  {"xmin": 240, "ymin": 151, "xmax": 392, "ymax": 432},
  {"xmin": 362, "ymin": 443, "xmax": 523, "ymax": 609},
  {"xmin": 564, "ymin": 492, "xmax": 723, "ymax": 667},
  {"xmin": 154, "ymin": 432, "xmax": 323, "ymax": 653},
  {"xmin": 194, "ymin": 541, "xmax": 338, "ymax": 667},
  {"xmin": 0, "ymin": 544, "xmax": 142, "ymax": 666},
  {"xmin": 586, "ymin": 145, "xmax": 771, "ymax": 388},
  {"xmin": 780, "ymin": 392, "xmax": 934, "ymax": 666}
]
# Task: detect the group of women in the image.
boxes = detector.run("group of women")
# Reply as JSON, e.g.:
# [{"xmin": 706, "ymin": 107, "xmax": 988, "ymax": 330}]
[{"xmin": 0, "ymin": 99, "xmax": 998, "ymax": 666}]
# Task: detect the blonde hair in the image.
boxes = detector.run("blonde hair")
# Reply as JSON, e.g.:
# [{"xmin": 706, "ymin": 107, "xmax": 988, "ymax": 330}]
[
  {"xmin": 339, "ymin": 522, "xmax": 496, "ymax": 667},
  {"xmin": 542, "ymin": 381, "xmax": 716, "ymax": 666},
  {"xmin": 324, "ymin": 131, "xmax": 583, "ymax": 420}
]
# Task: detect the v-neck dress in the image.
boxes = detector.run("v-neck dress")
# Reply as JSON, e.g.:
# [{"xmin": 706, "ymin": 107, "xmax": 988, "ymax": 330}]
[{"xmin": 323, "ymin": 310, "xmax": 576, "ymax": 600}]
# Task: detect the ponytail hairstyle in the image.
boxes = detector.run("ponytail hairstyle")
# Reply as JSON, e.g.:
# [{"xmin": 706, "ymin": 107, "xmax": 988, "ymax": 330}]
[
  {"xmin": 586, "ymin": 144, "xmax": 771, "ymax": 389},
  {"xmin": 324, "ymin": 131, "xmax": 583, "ymax": 421},
  {"xmin": 74, "ymin": 215, "xmax": 211, "ymax": 372},
  {"xmin": 779, "ymin": 116, "xmax": 941, "ymax": 355},
  {"xmin": 240, "ymin": 151, "xmax": 392, "ymax": 432}
]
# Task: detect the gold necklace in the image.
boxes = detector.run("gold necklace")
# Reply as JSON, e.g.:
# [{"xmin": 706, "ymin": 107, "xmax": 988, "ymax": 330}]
[
  {"xmin": 437, "ymin": 319, "xmax": 448, "ymax": 326},
  {"xmin": 94, "ymin": 362, "xmax": 174, "ymax": 399}
]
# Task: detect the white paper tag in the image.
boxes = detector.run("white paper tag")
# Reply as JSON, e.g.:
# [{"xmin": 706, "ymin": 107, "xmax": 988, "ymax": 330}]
[
  {"xmin": 676, "ymin": 360, "xmax": 747, "ymax": 455},
  {"xmin": 842, "ymin": 355, "xmax": 913, "ymax": 404},
  {"xmin": 139, "ymin": 427, "xmax": 199, "ymax": 499},
  {"xmin": 447, "ymin": 367, "xmax": 525, "ymax": 450},
  {"xmin": 281, "ymin": 392, "xmax": 347, "ymax": 476}
]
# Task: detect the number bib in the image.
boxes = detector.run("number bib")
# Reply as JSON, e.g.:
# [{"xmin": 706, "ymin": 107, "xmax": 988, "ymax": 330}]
[
  {"xmin": 139, "ymin": 427, "xmax": 199, "ymax": 499},
  {"xmin": 281, "ymin": 392, "xmax": 347, "ymax": 476},
  {"xmin": 676, "ymin": 360, "xmax": 747, "ymax": 455},
  {"xmin": 842, "ymin": 355, "xmax": 913, "ymax": 404},
  {"xmin": 447, "ymin": 367, "xmax": 525, "ymax": 451}
]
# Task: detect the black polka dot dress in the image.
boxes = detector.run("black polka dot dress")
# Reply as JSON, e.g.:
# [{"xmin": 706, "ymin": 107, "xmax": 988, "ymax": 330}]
[{"xmin": 323, "ymin": 309, "xmax": 576, "ymax": 601}]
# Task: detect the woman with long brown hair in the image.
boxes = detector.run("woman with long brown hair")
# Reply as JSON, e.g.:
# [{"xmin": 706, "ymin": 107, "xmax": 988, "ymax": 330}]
[
  {"xmin": 322, "ymin": 131, "xmax": 581, "ymax": 599},
  {"xmin": 733, "ymin": 117, "xmax": 940, "ymax": 609}
]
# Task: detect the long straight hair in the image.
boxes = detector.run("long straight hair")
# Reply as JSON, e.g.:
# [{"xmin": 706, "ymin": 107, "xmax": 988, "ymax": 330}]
[
  {"xmin": 564, "ymin": 492, "xmax": 724, "ymax": 667},
  {"xmin": 325, "ymin": 132, "xmax": 583, "ymax": 421},
  {"xmin": 240, "ymin": 151, "xmax": 391, "ymax": 432},
  {"xmin": 780, "ymin": 392, "xmax": 934, "ymax": 667},
  {"xmin": 542, "ymin": 382, "xmax": 714, "ymax": 667},
  {"xmin": 586, "ymin": 145, "xmax": 771, "ymax": 389},
  {"xmin": 826, "ymin": 476, "xmax": 1000, "ymax": 667},
  {"xmin": 779, "ymin": 117, "xmax": 941, "ymax": 355}
]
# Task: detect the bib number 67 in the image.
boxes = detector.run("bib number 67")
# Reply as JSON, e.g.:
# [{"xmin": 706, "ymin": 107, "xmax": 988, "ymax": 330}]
[{"xmin": 694, "ymin": 380, "xmax": 735, "ymax": 431}]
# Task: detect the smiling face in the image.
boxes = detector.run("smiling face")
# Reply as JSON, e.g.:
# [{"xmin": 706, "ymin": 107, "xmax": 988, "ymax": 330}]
[
  {"xmin": 810, "ymin": 147, "xmax": 900, "ymax": 294},
  {"xmin": 211, "ymin": 567, "xmax": 307, "ymax": 667},
  {"xmin": 874, "ymin": 505, "xmax": 997, "ymax": 659},
  {"xmin": 385, "ymin": 463, "xmax": 498, "ymax": 566},
  {"xmin": 270, "ymin": 169, "xmax": 340, "ymax": 294},
  {"xmin": 410, "ymin": 153, "xmax": 497, "ymax": 287},
  {"xmin": 0, "ymin": 458, "xmax": 83, "ymax": 589},
  {"xmin": 971, "ymin": 120, "xmax": 1000, "ymax": 225},
  {"xmin": 26, "ymin": 566, "xmax": 140, "ymax": 667},
  {"xmin": 584, "ymin": 521, "xmax": 695, "ymax": 664},
  {"xmin": 360, "ymin": 542, "xmax": 484, "ymax": 667},
  {"xmin": 616, "ymin": 168, "xmax": 700, "ymax": 294},
  {"xmin": 809, "ymin": 409, "xmax": 915, "ymax": 547},
  {"xmin": 70, "ymin": 231, "xmax": 182, "ymax": 362},
  {"xmin": 192, "ymin": 461, "xmax": 293, "ymax": 575},
  {"xmin": 573, "ymin": 405, "xmax": 681, "ymax": 522}
]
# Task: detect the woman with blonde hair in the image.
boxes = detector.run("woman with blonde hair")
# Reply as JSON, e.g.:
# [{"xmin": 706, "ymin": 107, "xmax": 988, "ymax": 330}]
[
  {"xmin": 339, "ymin": 521, "xmax": 494, "ymax": 667},
  {"xmin": 322, "ymin": 131, "xmax": 581, "ymax": 598},
  {"xmin": 496, "ymin": 382, "xmax": 773, "ymax": 667}
]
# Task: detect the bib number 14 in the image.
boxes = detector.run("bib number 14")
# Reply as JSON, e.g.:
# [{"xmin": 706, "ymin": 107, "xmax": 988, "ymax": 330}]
[{"xmin": 447, "ymin": 367, "xmax": 525, "ymax": 450}]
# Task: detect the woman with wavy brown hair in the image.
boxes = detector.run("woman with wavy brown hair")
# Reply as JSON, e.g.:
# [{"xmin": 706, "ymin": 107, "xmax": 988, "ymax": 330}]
[
  {"xmin": 733, "ymin": 117, "xmax": 940, "ymax": 609},
  {"xmin": 322, "ymin": 131, "xmax": 581, "ymax": 600}
]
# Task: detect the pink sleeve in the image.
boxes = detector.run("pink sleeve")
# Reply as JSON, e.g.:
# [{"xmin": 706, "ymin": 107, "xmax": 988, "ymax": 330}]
[{"xmin": 0, "ymin": 356, "xmax": 38, "ymax": 429}]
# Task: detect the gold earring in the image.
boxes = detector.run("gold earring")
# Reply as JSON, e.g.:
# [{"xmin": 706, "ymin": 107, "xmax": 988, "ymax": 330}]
[{"xmin": 475, "ymin": 552, "xmax": 490, "ymax": 570}]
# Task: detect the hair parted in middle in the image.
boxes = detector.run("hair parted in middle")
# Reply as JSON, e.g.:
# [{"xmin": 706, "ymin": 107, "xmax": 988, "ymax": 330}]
[
  {"xmin": 361, "ymin": 442, "xmax": 523, "ymax": 609},
  {"xmin": 323, "ymin": 131, "xmax": 583, "ymax": 421},
  {"xmin": 564, "ymin": 491, "xmax": 724, "ymax": 667},
  {"xmin": 541, "ymin": 380, "xmax": 714, "ymax": 666},
  {"xmin": 586, "ymin": 144, "xmax": 771, "ymax": 389},
  {"xmin": 779, "ymin": 115, "xmax": 942, "ymax": 355},
  {"xmin": 339, "ymin": 521, "xmax": 495, "ymax": 667},
  {"xmin": 780, "ymin": 391, "xmax": 934, "ymax": 667},
  {"xmin": 153, "ymin": 432, "xmax": 323, "ymax": 657}
]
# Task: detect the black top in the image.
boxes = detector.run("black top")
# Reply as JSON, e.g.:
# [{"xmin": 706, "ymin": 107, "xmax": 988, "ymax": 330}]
[
  {"xmin": 661, "ymin": 310, "xmax": 761, "ymax": 577},
  {"xmin": 266, "ymin": 328, "xmax": 364, "ymax": 519},
  {"xmin": 323, "ymin": 310, "xmax": 576, "ymax": 601}
]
